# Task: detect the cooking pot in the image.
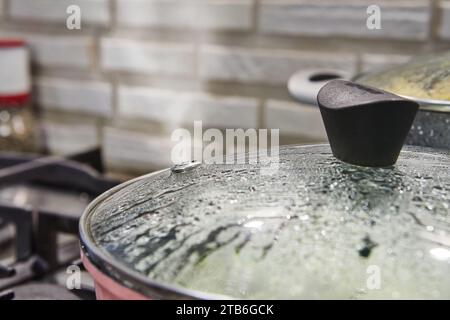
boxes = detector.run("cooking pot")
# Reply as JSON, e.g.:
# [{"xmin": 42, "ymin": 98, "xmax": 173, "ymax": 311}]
[
  {"xmin": 79, "ymin": 81, "xmax": 450, "ymax": 299},
  {"xmin": 288, "ymin": 51, "xmax": 450, "ymax": 149}
]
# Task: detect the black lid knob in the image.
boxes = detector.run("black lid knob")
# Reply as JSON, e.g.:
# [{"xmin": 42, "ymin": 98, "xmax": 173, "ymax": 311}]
[{"xmin": 317, "ymin": 80, "xmax": 419, "ymax": 167}]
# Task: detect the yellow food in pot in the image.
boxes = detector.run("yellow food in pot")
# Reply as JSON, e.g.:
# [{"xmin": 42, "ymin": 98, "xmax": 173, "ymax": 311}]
[
  {"xmin": 358, "ymin": 51, "xmax": 450, "ymax": 102},
  {"xmin": 385, "ymin": 77, "xmax": 450, "ymax": 101}
]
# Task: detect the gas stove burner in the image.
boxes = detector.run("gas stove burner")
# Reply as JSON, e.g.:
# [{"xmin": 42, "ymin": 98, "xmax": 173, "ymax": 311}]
[
  {"xmin": 0, "ymin": 148, "xmax": 120, "ymax": 300},
  {"xmin": 2, "ymin": 283, "xmax": 81, "ymax": 300}
]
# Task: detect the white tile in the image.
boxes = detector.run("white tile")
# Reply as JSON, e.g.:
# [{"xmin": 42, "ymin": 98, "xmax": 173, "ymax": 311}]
[
  {"xmin": 259, "ymin": 0, "xmax": 430, "ymax": 40},
  {"xmin": 102, "ymin": 126, "xmax": 174, "ymax": 172},
  {"xmin": 101, "ymin": 38, "xmax": 195, "ymax": 76},
  {"xmin": 117, "ymin": 0, "xmax": 253, "ymax": 31},
  {"xmin": 360, "ymin": 53, "xmax": 411, "ymax": 73},
  {"xmin": 265, "ymin": 99, "xmax": 327, "ymax": 140},
  {"xmin": 440, "ymin": 1, "xmax": 450, "ymax": 39},
  {"xmin": 118, "ymin": 85, "xmax": 259, "ymax": 128},
  {"xmin": 9, "ymin": 0, "xmax": 110, "ymax": 25},
  {"xmin": 43, "ymin": 118, "xmax": 99, "ymax": 155},
  {"xmin": 199, "ymin": 45, "xmax": 357, "ymax": 85},
  {"xmin": 0, "ymin": 31, "xmax": 94, "ymax": 68},
  {"xmin": 35, "ymin": 78, "xmax": 112, "ymax": 117}
]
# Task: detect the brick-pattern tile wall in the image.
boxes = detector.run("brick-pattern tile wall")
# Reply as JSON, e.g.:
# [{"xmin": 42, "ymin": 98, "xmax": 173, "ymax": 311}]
[
  {"xmin": 259, "ymin": 0, "xmax": 431, "ymax": 40},
  {"xmin": 441, "ymin": 1, "xmax": 450, "ymax": 39},
  {"xmin": 9, "ymin": 0, "xmax": 110, "ymax": 25},
  {"xmin": 199, "ymin": 45, "xmax": 358, "ymax": 85},
  {"xmin": 116, "ymin": 0, "xmax": 254, "ymax": 31},
  {"xmin": 1, "ymin": 0, "xmax": 449, "ymax": 174}
]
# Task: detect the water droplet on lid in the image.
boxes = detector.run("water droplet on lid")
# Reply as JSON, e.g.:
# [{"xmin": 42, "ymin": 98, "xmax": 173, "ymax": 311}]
[
  {"xmin": 171, "ymin": 160, "xmax": 201, "ymax": 173},
  {"xmin": 244, "ymin": 220, "xmax": 264, "ymax": 229},
  {"xmin": 430, "ymin": 248, "xmax": 450, "ymax": 261},
  {"xmin": 136, "ymin": 236, "xmax": 149, "ymax": 246},
  {"xmin": 86, "ymin": 144, "xmax": 450, "ymax": 299},
  {"xmin": 355, "ymin": 288, "xmax": 367, "ymax": 295},
  {"xmin": 432, "ymin": 290, "xmax": 441, "ymax": 298}
]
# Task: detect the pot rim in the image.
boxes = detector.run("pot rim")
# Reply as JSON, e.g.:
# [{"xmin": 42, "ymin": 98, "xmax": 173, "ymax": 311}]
[
  {"xmin": 400, "ymin": 95, "xmax": 450, "ymax": 113},
  {"xmin": 79, "ymin": 167, "xmax": 233, "ymax": 300},
  {"xmin": 79, "ymin": 144, "xmax": 450, "ymax": 300},
  {"xmin": 351, "ymin": 75, "xmax": 450, "ymax": 113}
]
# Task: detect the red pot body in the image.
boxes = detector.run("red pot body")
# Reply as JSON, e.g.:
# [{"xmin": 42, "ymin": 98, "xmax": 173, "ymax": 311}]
[{"xmin": 81, "ymin": 250, "xmax": 149, "ymax": 300}]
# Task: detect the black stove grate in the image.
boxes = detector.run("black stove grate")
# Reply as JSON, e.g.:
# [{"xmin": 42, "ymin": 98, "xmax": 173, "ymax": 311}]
[{"xmin": 0, "ymin": 148, "xmax": 120, "ymax": 300}]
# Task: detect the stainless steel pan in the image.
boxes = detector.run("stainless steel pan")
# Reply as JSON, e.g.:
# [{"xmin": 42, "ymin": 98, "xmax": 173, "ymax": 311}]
[{"xmin": 288, "ymin": 51, "xmax": 450, "ymax": 149}]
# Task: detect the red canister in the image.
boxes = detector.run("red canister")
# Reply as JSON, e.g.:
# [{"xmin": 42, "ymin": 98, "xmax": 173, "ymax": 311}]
[{"xmin": 0, "ymin": 39, "xmax": 39, "ymax": 152}]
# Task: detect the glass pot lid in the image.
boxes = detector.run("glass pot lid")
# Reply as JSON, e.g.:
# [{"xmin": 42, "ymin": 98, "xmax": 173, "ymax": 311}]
[
  {"xmin": 357, "ymin": 51, "xmax": 450, "ymax": 109},
  {"xmin": 80, "ymin": 145, "xmax": 450, "ymax": 299}
]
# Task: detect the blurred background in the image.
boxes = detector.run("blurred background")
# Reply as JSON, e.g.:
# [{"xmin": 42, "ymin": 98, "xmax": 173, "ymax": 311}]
[
  {"xmin": 0, "ymin": 0, "xmax": 449, "ymax": 177},
  {"xmin": 0, "ymin": 0, "xmax": 449, "ymax": 300}
]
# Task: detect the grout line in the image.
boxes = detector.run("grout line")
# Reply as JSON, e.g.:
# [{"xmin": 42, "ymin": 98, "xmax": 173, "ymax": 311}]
[
  {"xmin": 252, "ymin": 0, "xmax": 259, "ymax": 34},
  {"xmin": 427, "ymin": 0, "xmax": 443, "ymax": 47},
  {"xmin": 259, "ymin": 98, "xmax": 266, "ymax": 130},
  {"xmin": 110, "ymin": 0, "xmax": 117, "ymax": 30}
]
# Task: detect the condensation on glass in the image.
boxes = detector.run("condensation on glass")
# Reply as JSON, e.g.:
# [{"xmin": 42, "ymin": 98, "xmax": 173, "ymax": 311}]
[{"xmin": 84, "ymin": 145, "xmax": 450, "ymax": 299}]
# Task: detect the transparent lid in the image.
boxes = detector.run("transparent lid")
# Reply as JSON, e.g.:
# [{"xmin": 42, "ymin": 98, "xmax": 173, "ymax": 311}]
[
  {"xmin": 83, "ymin": 145, "xmax": 450, "ymax": 299},
  {"xmin": 357, "ymin": 51, "xmax": 450, "ymax": 104}
]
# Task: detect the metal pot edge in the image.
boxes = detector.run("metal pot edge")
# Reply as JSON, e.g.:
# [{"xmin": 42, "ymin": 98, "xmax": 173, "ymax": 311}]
[{"xmin": 78, "ymin": 168, "xmax": 234, "ymax": 300}]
